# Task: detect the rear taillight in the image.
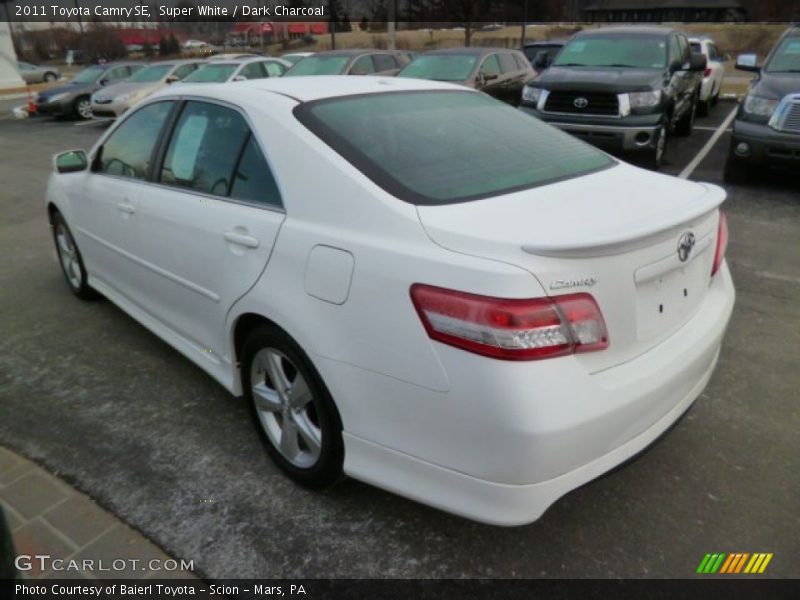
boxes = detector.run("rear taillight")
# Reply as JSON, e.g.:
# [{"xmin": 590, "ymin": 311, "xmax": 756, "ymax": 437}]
[
  {"xmin": 410, "ymin": 285, "xmax": 609, "ymax": 361},
  {"xmin": 704, "ymin": 67, "xmax": 712, "ymax": 78},
  {"xmin": 711, "ymin": 210, "xmax": 729, "ymax": 277}
]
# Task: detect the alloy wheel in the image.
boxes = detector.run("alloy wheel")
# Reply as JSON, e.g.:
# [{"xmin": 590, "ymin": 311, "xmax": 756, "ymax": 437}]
[
  {"xmin": 250, "ymin": 347, "xmax": 322, "ymax": 469},
  {"xmin": 55, "ymin": 223, "xmax": 82, "ymax": 289},
  {"xmin": 76, "ymin": 99, "xmax": 92, "ymax": 119}
]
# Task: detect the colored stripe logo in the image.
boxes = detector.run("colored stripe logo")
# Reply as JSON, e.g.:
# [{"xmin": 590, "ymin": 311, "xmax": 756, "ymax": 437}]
[{"xmin": 697, "ymin": 552, "xmax": 773, "ymax": 574}]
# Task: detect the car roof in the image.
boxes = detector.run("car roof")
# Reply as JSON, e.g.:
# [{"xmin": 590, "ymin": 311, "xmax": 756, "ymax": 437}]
[
  {"xmin": 577, "ymin": 26, "xmax": 676, "ymax": 37},
  {"xmin": 427, "ymin": 47, "xmax": 514, "ymax": 56},
  {"xmin": 524, "ymin": 40, "xmax": 567, "ymax": 47},
  {"xmin": 311, "ymin": 49, "xmax": 395, "ymax": 57},
  {"xmin": 153, "ymin": 75, "xmax": 467, "ymax": 105}
]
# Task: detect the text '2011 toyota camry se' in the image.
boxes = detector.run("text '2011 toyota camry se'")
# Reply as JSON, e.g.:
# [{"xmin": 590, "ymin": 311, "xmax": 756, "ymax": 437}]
[{"xmin": 46, "ymin": 77, "xmax": 734, "ymax": 526}]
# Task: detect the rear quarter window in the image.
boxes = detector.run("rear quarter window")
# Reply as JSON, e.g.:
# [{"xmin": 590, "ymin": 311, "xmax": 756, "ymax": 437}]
[{"xmin": 295, "ymin": 91, "xmax": 614, "ymax": 205}]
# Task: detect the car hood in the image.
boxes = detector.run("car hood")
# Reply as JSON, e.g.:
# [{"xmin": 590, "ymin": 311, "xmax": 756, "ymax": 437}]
[
  {"xmin": 39, "ymin": 81, "xmax": 96, "ymax": 99},
  {"xmin": 536, "ymin": 66, "xmax": 664, "ymax": 93},
  {"xmin": 94, "ymin": 81, "xmax": 161, "ymax": 100},
  {"xmin": 751, "ymin": 72, "xmax": 800, "ymax": 100}
]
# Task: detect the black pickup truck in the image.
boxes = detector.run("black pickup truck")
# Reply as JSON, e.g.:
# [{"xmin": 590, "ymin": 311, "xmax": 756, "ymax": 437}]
[
  {"xmin": 520, "ymin": 26, "xmax": 706, "ymax": 170},
  {"xmin": 724, "ymin": 26, "xmax": 800, "ymax": 182}
]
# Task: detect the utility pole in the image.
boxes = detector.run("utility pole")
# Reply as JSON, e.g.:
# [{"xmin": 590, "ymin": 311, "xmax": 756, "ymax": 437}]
[
  {"xmin": 387, "ymin": 0, "xmax": 396, "ymax": 50},
  {"xmin": 330, "ymin": 1, "xmax": 337, "ymax": 50},
  {"xmin": 521, "ymin": 0, "xmax": 528, "ymax": 49}
]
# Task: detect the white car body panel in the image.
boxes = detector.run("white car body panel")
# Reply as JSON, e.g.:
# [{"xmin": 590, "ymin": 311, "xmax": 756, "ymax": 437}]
[
  {"xmin": 46, "ymin": 77, "xmax": 735, "ymax": 525},
  {"xmin": 690, "ymin": 38, "xmax": 726, "ymax": 102}
]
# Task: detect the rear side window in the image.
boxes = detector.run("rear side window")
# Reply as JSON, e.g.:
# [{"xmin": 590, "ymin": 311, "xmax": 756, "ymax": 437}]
[
  {"xmin": 350, "ymin": 55, "xmax": 376, "ymax": 75},
  {"xmin": 296, "ymin": 91, "xmax": 613, "ymax": 205},
  {"xmin": 173, "ymin": 63, "xmax": 197, "ymax": 79},
  {"xmin": 373, "ymin": 54, "xmax": 397, "ymax": 71},
  {"xmin": 240, "ymin": 62, "xmax": 265, "ymax": 80},
  {"xmin": 160, "ymin": 101, "xmax": 250, "ymax": 196},
  {"xmin": 479, "ymin": 54, "xmax": 501, "ymax": 77},
  {"xmin": 263, "ymin": 61, "xmax": 286, "ymax": 77},
  {"xmin": 498, "ymin": 53, "xmax": 518, "ymax": 73},
  {"xmin": 99, "ymin": 101, "xmax": 173, "ymax": 180},
  {"xmin": 230, "ymin": 136, "xmax": 282, "ymax": 207}
]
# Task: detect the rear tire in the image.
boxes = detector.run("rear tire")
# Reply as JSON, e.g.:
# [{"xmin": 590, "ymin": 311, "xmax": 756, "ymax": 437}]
[
  {"xmin": 51, "ymin": 212, "xmax": 99, "ymax": 300},
  {"xmin": 242, "ymin": 325, "xmax": 344, "ymax": 489}
]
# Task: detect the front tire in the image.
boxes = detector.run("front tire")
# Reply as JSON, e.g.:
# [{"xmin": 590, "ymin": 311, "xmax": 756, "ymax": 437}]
[
  {"xmin": 44, "ymin": 72, "xmax": 57, "ymax": 83},
  {"xmin": 642, "ymin": 119, "xmax": 668, "ymax": 170},
  {"xmin": 52, "ymin": 212, "xmax": 98, "ymax": 300},
  {"xmin": 242, "ymin": 325, "xmax": 344, "ymax": 488},
  {"xmin": 723, "ymin": 154, "xmax": 753, "ymax": 185},
  {"xmin": 74, "ymin": 96, "xmax": 92, "ymax": 120},
  {"xmin": 675, "ymin": 94, "xmax": 697, "ymax": 136}
]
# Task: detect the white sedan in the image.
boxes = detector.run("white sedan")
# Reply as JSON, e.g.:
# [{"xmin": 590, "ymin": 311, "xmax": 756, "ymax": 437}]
[
  {"xmin": 46, "ymin": 77, "xmax": 734, "ymax": 525},
  {"xmin": 690, "ymin": 37, "xmax": 727, "ymax": 116}
]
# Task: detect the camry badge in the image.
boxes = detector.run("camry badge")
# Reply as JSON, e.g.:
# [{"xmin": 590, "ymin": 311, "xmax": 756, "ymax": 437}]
[
  {"xmin": 550, "ymin": 277, "xmax": 597, "ymax": 290},
  {"xmin": 573, "ymin": 97, "xmax": 589, "ymax": 109},
  {"xmin": 678, "ymin": 232, "xmax": 696, "ymax": 262}
]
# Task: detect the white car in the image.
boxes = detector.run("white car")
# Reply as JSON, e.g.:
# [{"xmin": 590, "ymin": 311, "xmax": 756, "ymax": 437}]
[
  {"xmin": 183, "ymin": 39, "xmax": 208, "ymax": 49},
  {"xmin": 46, "ymin": 77, "xmax": 734, "ymax": 526},
  {"xmin": 690, "ymin": 37, "xmax": 727, "ymax": 115}
]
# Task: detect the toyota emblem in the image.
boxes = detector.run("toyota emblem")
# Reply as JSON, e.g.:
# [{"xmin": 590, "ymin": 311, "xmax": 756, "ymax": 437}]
[
  {"xmin": 573, "ymin": 97, "xmax": 589, "ymax": 109},
  {"xmin": 677, "ymin": 232, "xmax": 696, "ymax": 262}
]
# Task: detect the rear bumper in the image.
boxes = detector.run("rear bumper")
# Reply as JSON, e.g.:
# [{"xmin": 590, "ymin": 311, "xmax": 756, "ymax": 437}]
[
  {"xmin": 520, "ymin": 106, "xmax": 661, "ymax": 152},
  {"xmin": 335, "ymin": 263, "xmax": 735, "ymax": 525},
  {"xmin": 729, "ymin": 119, "xmax": 800, "ymax": 167}
]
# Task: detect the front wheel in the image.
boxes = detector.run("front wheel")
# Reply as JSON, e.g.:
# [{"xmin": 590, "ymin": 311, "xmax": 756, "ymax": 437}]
[
  {"xmin": 73, "ymin": 96, "xmax": 92, "ymax": 120},
  {"xmin": 52, "ymin": 212, "xmax": 98, "ymax": 300},
  {"xmin": 242, "ymin": 325, "xmax": 344, "ymax": 488},
  {"xmin": 44, "ymin": 72, "xmax": 57, "ymax": 83},
  {"xmin": 642, "ymin": 120, "xmax": 668, "ymax": 170},
  {"xmin": 675, "ymin": 94, "xmax": 697, "ymax": 136}
]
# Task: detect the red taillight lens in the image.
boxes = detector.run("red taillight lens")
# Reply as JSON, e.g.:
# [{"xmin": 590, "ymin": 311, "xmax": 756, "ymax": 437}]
[
  {"xmin": 711, "ymin": 210, "xmax": 729, "ymax": 277},
  {"xmin": 704, "ymin": 67, "xmax": 712, "ymax": 78},
  {"xmin": 410, "ymin": 285, "xmax": 609, "ymax": 361}
]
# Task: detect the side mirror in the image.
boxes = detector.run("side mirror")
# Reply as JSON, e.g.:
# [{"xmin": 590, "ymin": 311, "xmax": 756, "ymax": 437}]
[
  {"xmin": 54, "ymin": 150, "xmax": 88, "ymax": 174},
  {"xmin": 686, "ymin": 53, "xmax": 707, "ymax": 72},
  {"xmin": 165, "ymin": 75, "xmax": 179, "ymax": 84},
  {"xmin": 735, "ymin": 53, "xmax": 760, "ymax": 73},
  {"xmin": 232, "ymin": 75, "xmax": 247, "ymax": 81},
  {"xmin": 533, "ymin": 50, "xmax": 550, "ymax": 70},
  {"xmin": 99, "ymin": 78, "xmax": 109, "ymax": 86}
]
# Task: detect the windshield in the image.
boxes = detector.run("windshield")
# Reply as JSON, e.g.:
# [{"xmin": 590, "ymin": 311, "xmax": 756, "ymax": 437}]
[
  {"xmin": 129, "ymin": 65, "xmax": 172, "ymax": 83},
  {"xmin": 282, "ymin": 54, "xmax": 307, "ymax": 65},
  {"xmin": 72, "ymin": 66, "xmax": 105, "ymax": 84},
  {"xmin": 766, "ymin": 36, "xmax": 800, "ymax": 72},
  {"xmin": 284, "ymin": 55, "xmax": 350, "ymax": 76},
  {"xmin": 398, "ymin": 55, "xmax": 478, "ymax": 81},
  {"xmin": 554, "ymin": 35, "xmax": 668, "ymax": 69},
  {"xmin": 183, "ymin": 64, "xmax": 237, "ymax": 83},
  {"xmin": 296, "ymin": 91, "xmax": 613, "ymax": 205}
]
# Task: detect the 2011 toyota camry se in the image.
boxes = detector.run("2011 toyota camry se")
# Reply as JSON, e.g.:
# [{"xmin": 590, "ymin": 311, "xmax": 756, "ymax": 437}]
[{"xmin": 46, "ymin": 77, "xmax": 734, "ymax": 526}]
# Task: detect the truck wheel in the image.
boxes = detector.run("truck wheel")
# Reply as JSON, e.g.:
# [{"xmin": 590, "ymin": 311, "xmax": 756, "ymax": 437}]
[
  {"xmin": 697, "ymin": 98, "xmax": 709, "ymax": 117},
  {"xmin": 723, "ymin": 155, "xmax": 753, "ymax": 185},
  {"xmin": 642, "ymin": 120, "xmax": 668, "ymax": 171}
]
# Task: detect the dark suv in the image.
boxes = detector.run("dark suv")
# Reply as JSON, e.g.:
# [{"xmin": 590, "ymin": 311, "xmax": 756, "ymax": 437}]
[
  {"xmin": 724, "ymin": 27, "xmax": 800, "ymax": 182},
  {"xmin": 520, "ymin": 26, "xmax": 706, "ymax": 169}
]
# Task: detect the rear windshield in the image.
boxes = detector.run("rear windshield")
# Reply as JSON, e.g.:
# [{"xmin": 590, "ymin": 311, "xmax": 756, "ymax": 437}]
[
  {"xmin": 284, "ymin": 55, "xmax": 350, "ymax": 76},
  {"xmin": 398, "ymin": 55, "xmax": 478, "ymax": 81},
  {"xmin": 554, "ymin": 35, "xmax": 668, "ymax": 69},
  {"xmin": 183, "ymin": 64, "xmax": 237, "ymax": 83},
  {"xmin": 295, "ymin": 91, "xmax": 614, "ymax": 205}
]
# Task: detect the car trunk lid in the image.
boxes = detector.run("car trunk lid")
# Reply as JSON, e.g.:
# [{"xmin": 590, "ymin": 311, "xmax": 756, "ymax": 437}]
[{"xmin": 416, "ymin": 162, "xmax": 726, "ymax": 372}]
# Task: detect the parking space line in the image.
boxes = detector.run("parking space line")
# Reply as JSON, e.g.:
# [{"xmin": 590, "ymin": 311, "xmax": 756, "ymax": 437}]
[
  {"xmin": 694, "ymin": 126, "xmax": 733, "ymax": 132},
  {"xmin": 678, "ymin": 106, "xmax": 738, "ymax": 179}
]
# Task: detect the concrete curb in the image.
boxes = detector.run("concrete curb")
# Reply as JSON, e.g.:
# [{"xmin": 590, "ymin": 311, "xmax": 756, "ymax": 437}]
[{"xmin": 0, "ymin": 445, "xmax": 198, "ymax": 580}]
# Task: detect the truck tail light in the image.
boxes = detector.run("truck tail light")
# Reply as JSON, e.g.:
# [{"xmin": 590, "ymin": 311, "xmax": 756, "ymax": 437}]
[
  {"xmin": 410, "ymin": 285, "xmax": 608, "ymax": 361},
  {"xmin": 711, "ymin": 210, "xmax": 728, "ymax": 277},
  {"xmin": 704, "ymin": 67, "xmax": 712, "ymax": 78}
]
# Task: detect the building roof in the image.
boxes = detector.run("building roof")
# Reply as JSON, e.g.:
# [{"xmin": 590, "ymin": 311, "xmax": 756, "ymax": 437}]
[{"xmin": 584, "ymin": 0, "xmax": 742, "ymax": 10}]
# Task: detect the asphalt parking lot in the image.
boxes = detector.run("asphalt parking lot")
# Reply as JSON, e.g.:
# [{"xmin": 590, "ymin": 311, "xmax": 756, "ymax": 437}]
[{"xmin": 0, "ymin": 99, "xmax": 798, "ymax": 579}]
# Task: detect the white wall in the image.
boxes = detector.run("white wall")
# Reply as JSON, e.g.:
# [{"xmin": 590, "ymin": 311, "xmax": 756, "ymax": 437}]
[{"xmin": 0, "ymin": 21, "xmax": 25, "ymax": 90}]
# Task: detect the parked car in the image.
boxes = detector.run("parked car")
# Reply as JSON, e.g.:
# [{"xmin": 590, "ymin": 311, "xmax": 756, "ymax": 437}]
[
  {"xmin": 16, "ymin": 60, "xmax": 60, "ymax": 84},
  {"xmin": 724, "ymin": 26, "xmax": 800, "ymax": 183},
  {"xmin": 65, "ymin": 49, "xmax": 86, "ymax": 66},
  {"xmin": 520, "ymin": 26, "xmax": 706, "ymax": 170},
  {"xmin": 181, "ymin": 57, "xmax": 290, "ymax": 83},
  {"xmin": 689, "ymin": 37, "xmax": 727, "ymax": 116},
  {"xmin": 398, "ymin": 48, "xmax": 534, "ymax": 106},
  {"xmin": 209, "ymin": 53, "xmax": 258, "ymax": 61},
  {"xmin": 281, "ymin": 52, "xmax": 314, "ymax": 65},
  {"xmin": 36, "ymin": 62, "xmax": 145, "ymax": 119},
  {"xmin": 283, "ymin": 50, "xmax": 410, "ymax": 77},
  {"xmin": 91, "ymin": 60, "xmax": 205, "ymax": 119},
  {"xmin": 522, "ymin": 40, "xmax": 567, "ymax": 74},
  {"xmin": 46, "ymin": 76, "xmax": 733, "ymax": 526},
  {"xmin": 183, "ymin": 39, "xmax": 208, "ymax": 49}
]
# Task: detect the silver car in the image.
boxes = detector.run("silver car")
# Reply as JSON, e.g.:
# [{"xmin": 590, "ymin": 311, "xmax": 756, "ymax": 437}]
[
  {"xmin": 17, "ymin": 61, "xmax": 60, "ymax": 84},
  {"xmin": 181, "ymin": 57, "xmax": 290, "ymax": 83},
  {"xmin": 91, "ymin": 60, "xmax": 204, "ymax": 119}
]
